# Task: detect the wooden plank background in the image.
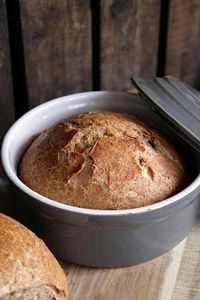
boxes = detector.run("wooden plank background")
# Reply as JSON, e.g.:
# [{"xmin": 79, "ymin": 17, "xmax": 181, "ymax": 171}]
[
  {"xmin": 166, "ymin": 0, "xmax": 200, "ymax": 87},
  {"xmin": 0, "ymin": 0, "xmax": 200, "ymax": 133},
  {"xmin": 101, "ymin": 0, "xmax": 161, "ymax": 90},
  {"xmin": 0, "ymin": 0, "xmax": 14, "ymax": 140},
  {"xmin": 20, "ymin": 0, "xmax": 92, "ymax": 109}
]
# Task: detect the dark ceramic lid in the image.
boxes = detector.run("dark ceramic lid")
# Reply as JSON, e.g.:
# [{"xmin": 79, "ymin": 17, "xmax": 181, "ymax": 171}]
[{"xmin": 131, "ymin": 77, "xmax": 200, "ymax": 152}]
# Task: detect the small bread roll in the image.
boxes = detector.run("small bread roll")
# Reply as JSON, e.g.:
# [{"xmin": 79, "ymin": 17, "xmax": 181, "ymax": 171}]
[{"xmin": 0, "ymin": 213, "xmax": 67, "ymax": 299}]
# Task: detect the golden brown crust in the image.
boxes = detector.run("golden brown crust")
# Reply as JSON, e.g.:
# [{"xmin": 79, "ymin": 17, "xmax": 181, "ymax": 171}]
[
  {"xmin": 0, "ymin": 213, "xmax": 67, "ymax": 299},
  {"xmin": 20, "ymin": 111, "xmax": 186, "ymax": 209}
]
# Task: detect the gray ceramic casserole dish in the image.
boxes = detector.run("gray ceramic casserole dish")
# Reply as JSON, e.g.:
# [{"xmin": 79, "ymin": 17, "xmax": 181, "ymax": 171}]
[{"xmin": 1, "ymin": 91, "xmax": 200, "ymax": 267}]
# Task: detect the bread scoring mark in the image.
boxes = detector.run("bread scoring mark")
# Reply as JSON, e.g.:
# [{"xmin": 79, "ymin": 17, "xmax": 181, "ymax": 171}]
[
  {"xmin": 142, "ymin": 165, "xmax": 154, "ymax": 180},
  {"xmin": 72, "ymin": 158, "xmax": 94, "ymax": 188},
  {"xmin": 139, "ymin": 157, "xmax": 143, "ymax": 166},
  {"xmin": 148, "ymin": 140, "xmax": 157, "ymax": 150}
]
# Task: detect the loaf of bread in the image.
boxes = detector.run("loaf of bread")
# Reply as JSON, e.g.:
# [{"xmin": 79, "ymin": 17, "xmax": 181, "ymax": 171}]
[
  {"xmin": 0, "ymin": 213, "xmax": 67, "ymax": 299},
  {"xmin": 20, "ymin": 111, "xmax": 186, "ymax": 209}
]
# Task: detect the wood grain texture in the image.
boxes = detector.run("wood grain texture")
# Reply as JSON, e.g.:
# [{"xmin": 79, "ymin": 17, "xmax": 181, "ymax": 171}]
[
  {"xmin": 158, "ymin": 240, "xmax": 186, "ymax": 300},
  {"xmin": 100, "ymin": 0, "xmax": 161, "ymax": 90},
  {"xmin": 166, "ymin": 0, "xmax": 200, "ymax": 87},
  {"xmin": 173, "ymin": 217, "xmax": 200, "ymax": 300},
  {"xmin": 62, "ymin": 240, "xmax": 186, "ymax": 300},
  {"xmin": 0, "ymin": 0, "xmax": 14, "ymax": 139},
  {"xmin": 20, "ymin": 0, "xmax": 92, "ymax": 108}
]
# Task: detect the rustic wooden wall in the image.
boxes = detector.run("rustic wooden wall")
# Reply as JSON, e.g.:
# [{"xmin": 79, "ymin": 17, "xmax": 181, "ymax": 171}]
[
  {"xmin": 0, "ymin": 1, "xmax": 14, "ymax": 140},
  {"xmin": 20, "ymin": 0, "xmax": 92, "ymax": 109},
  {"xmin": 0, "ymin": 0, "xmax": 200, "ymax": 136},
  {"xmin": 166, "ymin": 0, "xmax": 200, "ymax": 87},
  {"xmin": 101, "ymin": 0, "xmax": 161, "ymax": 90}
]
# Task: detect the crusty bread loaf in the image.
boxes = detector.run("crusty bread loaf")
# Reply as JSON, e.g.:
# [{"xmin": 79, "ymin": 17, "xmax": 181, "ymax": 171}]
[
  {"xmin": 0, "ymin": 213, "xmax": 67, "ymax": 299},
  {"xmin": 20, "ymin": 111, "xmax": 185, "ymax": 209}
]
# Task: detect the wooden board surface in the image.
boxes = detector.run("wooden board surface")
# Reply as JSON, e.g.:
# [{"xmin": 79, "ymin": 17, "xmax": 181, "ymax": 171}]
[
  {"xmin": 100, "ymin": 0, "xmax": 161, "ymax": 90},
  {"xmin": 166, "ymin": 0, "xmax": 200, "ymax": 88},
  {"xmin": 20, "ymin": 0, "xmax": 92, "ymax": 108},
  {"xmin": 0, "ymin": 1, "xmax": 14, "ymax": 140}
]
